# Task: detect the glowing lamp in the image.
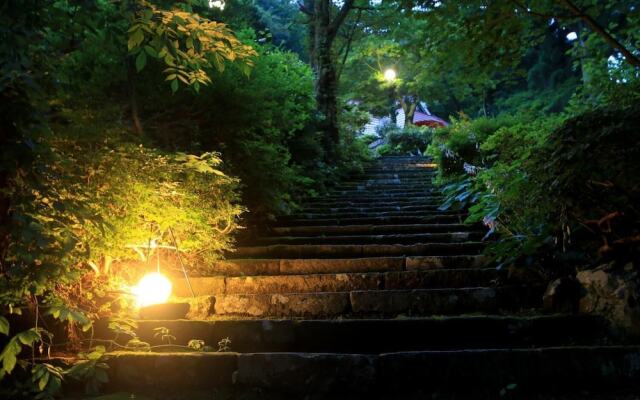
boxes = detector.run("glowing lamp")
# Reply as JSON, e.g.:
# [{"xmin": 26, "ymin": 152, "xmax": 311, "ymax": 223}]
[
  {"xmin": 133, "ymin": 272, "xmax": 172, "ymax": 308},
  {"xmin": 384, "ymin": 68, "xmax": 397, "ymax": 82}
]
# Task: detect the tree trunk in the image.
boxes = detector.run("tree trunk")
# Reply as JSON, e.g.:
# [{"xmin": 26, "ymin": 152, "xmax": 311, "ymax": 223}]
[
  {"xmin": 303, "ymin": 0, "xmax": 354, "ymax": 161},
  {"xmin": 389, "ymin": 85, "xmax": 397, "ymax": 125},
  {"xmin": 400, "ymin": 95, "xmax": 417, "ymax": 127},
  {"xmin": 316, "ymin": 57, "xmax": 339, "ymax": 158},
  {"xmin": 314, "ymin": 8, "xmax": 340, "ymax": 158}
]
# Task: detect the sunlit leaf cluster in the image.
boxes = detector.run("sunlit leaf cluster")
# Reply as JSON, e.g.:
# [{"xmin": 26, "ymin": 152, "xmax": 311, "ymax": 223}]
[{"xmin": 127, "ymin": 0, "xmax": 258, "ymax": 92}]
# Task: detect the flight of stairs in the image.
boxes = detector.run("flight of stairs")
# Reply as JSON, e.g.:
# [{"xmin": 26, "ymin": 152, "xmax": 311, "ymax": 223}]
[{"xmin": 105, "ymin": 156, "xmax": 640, "ymax": 398}]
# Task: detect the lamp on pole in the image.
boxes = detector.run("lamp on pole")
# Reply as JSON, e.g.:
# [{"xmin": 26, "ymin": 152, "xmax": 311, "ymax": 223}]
[{"xmin": 383, "ymin": 68, "xmax": 398, "ymax": 123}]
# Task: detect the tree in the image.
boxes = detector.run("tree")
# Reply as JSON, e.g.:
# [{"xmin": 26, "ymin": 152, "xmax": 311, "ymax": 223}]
[
  {"xmin": 300, "ymin": 0, "xmax": 357, "ymax": 159},
  {"xmin": 124, "ymin": 0, "xmax": 257, "ymax": 133}
]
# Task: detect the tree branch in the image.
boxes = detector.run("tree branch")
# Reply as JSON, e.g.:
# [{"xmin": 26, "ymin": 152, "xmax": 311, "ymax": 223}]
[
  {"xmin": 509, "ymin": 0, "xmax": 574, "ymax": 20},
  {"xmin": 559, "ymin": 0, "xmax": 640, "ymax": 68},
  {"xmin": 328, "ymin": 0, "xmax": 355, "ymax": 38},
  {"xmin": 336, "ymin": 9, "xmax": 362, "ymax": 82},
  {"xmin": 298, "ymin": 1, "xmax": 314, "ymax": 16}
]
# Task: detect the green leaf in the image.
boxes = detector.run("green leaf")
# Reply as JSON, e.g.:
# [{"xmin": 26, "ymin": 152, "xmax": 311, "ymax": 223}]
[
  {"xmin": 17, "ymin": 329, "xmax": 40, "ymax": 346},
  {"xmin": 0, "ymin": 338, "xmax": 21, "ymax": 374},
  {"xmin": 0, "ymin": 317, "xmax": 9, "ymax": 336},
  {"xmin": 87, "ymin": 346, "xmax": 106, "ymax": 360},
  {"xmin": 144, "ymin": 45, "xmax": 159, "ymax": 58},
  {"xmin": 171, "ymin": 79, "xmax": 178, "ymax": 92},
  {"xmin": 128, "ymin": 29, "xmax": 145, "ymax": 51},
  {"xmin": 135, "ymin": 51, "xmax": 147, "ymax": 72},
  {"xmin": 38, "ymin": 370, "xmax": 50, "ymax": 391}
]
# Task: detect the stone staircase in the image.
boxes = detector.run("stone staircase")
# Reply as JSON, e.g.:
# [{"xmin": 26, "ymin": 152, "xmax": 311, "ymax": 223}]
[{"xmin": 106, "ymin": 156, "xmax": 640, "ymax": 398}]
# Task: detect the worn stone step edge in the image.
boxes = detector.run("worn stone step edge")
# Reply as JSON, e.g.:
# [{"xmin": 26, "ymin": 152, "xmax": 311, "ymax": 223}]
[
  {"xmin": 272, "ymin": 215, "xmax": 466, "ymax": 227},
  {"xmin": 351, "ymin": 171, "xmax": 439, "ymax": 176},
  {"xmin": 334, "ymin": 180, "xmax": 435, "ymax": 187},
  {"xmin": 301, "ymin": 205, "xmax": 444, "ymax": 213},
  {"xmin": 308, "ymin": 196, "xmax": 444, "ymax": 204},
  {"xmin": 188, "ymin": 286, "xmax": 541, "ymax": 319},
  {"xmin": 329, "ymin": 189, "xmax": 438, "ymax": 195},
  {"xmin": 203, "ymin": 255, "xmax": 489, "ymax": 276},
  {"xmin": 267, "ymin": 223, "xmax": 479, "ymax": 237},
  {"xmin": 230, "ymin": 242, "xmax": 486, "ymax": 259},
  {"xmin": 280, "ymin": 210, "xmax": 463, "ymax": 220},
  {"xmin": 247, "ymin": 232, "xmax": 485, "ymax": 246},
  {"xmin": 101, "ymin": 346, "xmax": 640, "ymax": 393},
  {"xmin": 130, "ymin": 315, "xmax": 610, "ymax": 353},
  {"xmin": 173, "ymin": 268, "xmax": 499, "ymax": 296}
]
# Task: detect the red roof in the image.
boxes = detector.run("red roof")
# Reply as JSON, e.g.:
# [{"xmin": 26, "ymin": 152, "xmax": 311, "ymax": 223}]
[{"xmin": 413, "ymin": 111, "xmax": 448, "ymax": 127}]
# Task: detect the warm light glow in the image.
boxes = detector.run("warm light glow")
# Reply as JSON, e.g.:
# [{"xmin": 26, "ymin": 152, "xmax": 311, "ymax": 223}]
[
  {"xmin": 133, "ymin": 272, "xmax": 172, "ymax": 307},
  {"xmin": 384, "ymin": 68, "xmax": 397, "ymax": 81}
]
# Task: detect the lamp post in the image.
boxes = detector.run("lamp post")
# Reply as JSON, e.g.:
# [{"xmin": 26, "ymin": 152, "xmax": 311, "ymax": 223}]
[
  {"xmin": 383, "ymin": 68, "xmax": 398, "ymax": 124},
  {"xmin": 126, "ymin": 230, "xmax": 194, "ymax": 319}
]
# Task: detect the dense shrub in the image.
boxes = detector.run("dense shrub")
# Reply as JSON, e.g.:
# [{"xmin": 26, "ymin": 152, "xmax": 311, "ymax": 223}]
[
  {"xmin": 376, "ymin": 124, "xmax": 434, "ymax": 156},
  {"xmin": 431, "ymin": 106, "xmax": 640, "ymax": 269},
  {"xmin": 3, "ymin": 104, "xmax": 243, "ymax": 292},
  {"xmin": 531, "ymin": 106, "xmax": 640, "ymax": 264},
  {"xmin": 136, "ymin": 44, "xmax": 339, "ymax": 218}
]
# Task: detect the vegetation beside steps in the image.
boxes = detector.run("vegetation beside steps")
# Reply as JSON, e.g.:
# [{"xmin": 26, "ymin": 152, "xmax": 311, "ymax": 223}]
[{"xmin": 89, "ymin": 157, "xmax": 640, "ymax": 398}]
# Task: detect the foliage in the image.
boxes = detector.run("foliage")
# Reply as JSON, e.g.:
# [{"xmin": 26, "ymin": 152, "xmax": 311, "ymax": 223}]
[
  {"xmin": 192, "ymin": 46, "xmax": 319, "ymax": 216},
  {"xmin": 65, "ymin": 346, "xmax": 110, "ymax": 395},
  {"xmin": 428, "ymin": 115, "xmax": 517, "ymax": 176},
  {"xmin": 50, "ymin": 107, "xmax": 242, "ymax": 269},
  {"xmin": 377, "ymin": 124, "xmax": 434, "ymax": 156},
  {"xmin": 126, "ymin": 0, "xmax": 257, "ymax": 92},
  {"xmin": 530, "ymin": 105, "xmax": 640, "ymax": 262},
  {"xmin": 217, "ymin": 337, "xmax": 232, "ymax": 352},
  {"xmin": 1, "ymin": 0, "xmax": 251, "ymax": 397},
  {"xmin": 431, "ymin": 104, "xmax": 640, "ymax": 269}
]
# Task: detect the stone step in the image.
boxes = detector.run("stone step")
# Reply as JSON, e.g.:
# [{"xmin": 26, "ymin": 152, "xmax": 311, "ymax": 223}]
[
  {"xmin": 199, "ymin": 286, "xmax": 540, "ymax": 319},
  {"xmin": 306, "ymin": 198, "xmax": 445, "ymax": 207},
  {"xmin": 268, "ymin": 223, "xmax": 478, "ymax": 237},
  {"xmin": 351, "ymin": 171, "xmax": 438, "ymax": 178},
  {"xmin": 230, "ymin": 242, "xmax": 485, "ymax": 259},
  {"xmin": 336, "ymin": 178, "xmax": 435, "ymax": 186},
  {"xmin": 305, "ymin": 197, "xmax": 444, "ymax": 208},
  {"xmin": 272, "ymin": 214, "xmax": 465, "ymax": 227},
  {"xmin": 174, "ymin": 268, "xmax": 498, "ymax": 296},
  {"xmin": 102, "ymin": 346, "xmax": 640, "ymax": 395},
  {"xmin": 204, "ymin": 255, "xmax": 489, "ymax": 276},
  {"xmin": 365, "ymin": 158, "xmax": 430, "ymax": 165},
  {"xmin": 301, "ymin": 204, "xmax": 442, "ymax": 213},
  {"xmin": 329, "ymin": 188, "xmax": 437, "ymax": 195},
  {"xmin": 349, "ymin": 286, "xmax": 542, "ymax": 317},
  {"xmin": 248, "ymin": 232, "xmax": 485, "ymax": 246},
  {"xmin": 363, "ymin": 162, "xmax": 432, "ymax": 169},
  {"xmin": 335, "ymin": 180, "xmax": 434, "ymax": 186},
  {"xmin": 343, "ymin": 178, "xmax": 435, "ymax": 185},
  {"xmin": 319, "ymin": 195, "xmax": 444, "ymax": 203},
  {"xmin": 330, "ymin": 184, "xmax": 434, "ymax": 192},
  {"xmin": 133, "ymin": 315, "xmax": 609, "ymax": 354},
  {"xmin": 281, "ymin": 210, "xmax": 463, "ymax": 220},
  {"xmin": 362, "ymin": 167, "xmax": 435, "ymax": 173},
  {"xmin": 361, "ymin": 168, "xmax": 432, "ymax": 172},
  {"xmin": 362, "ymin": 164, "xmax": 434, "ymax": 170}
]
